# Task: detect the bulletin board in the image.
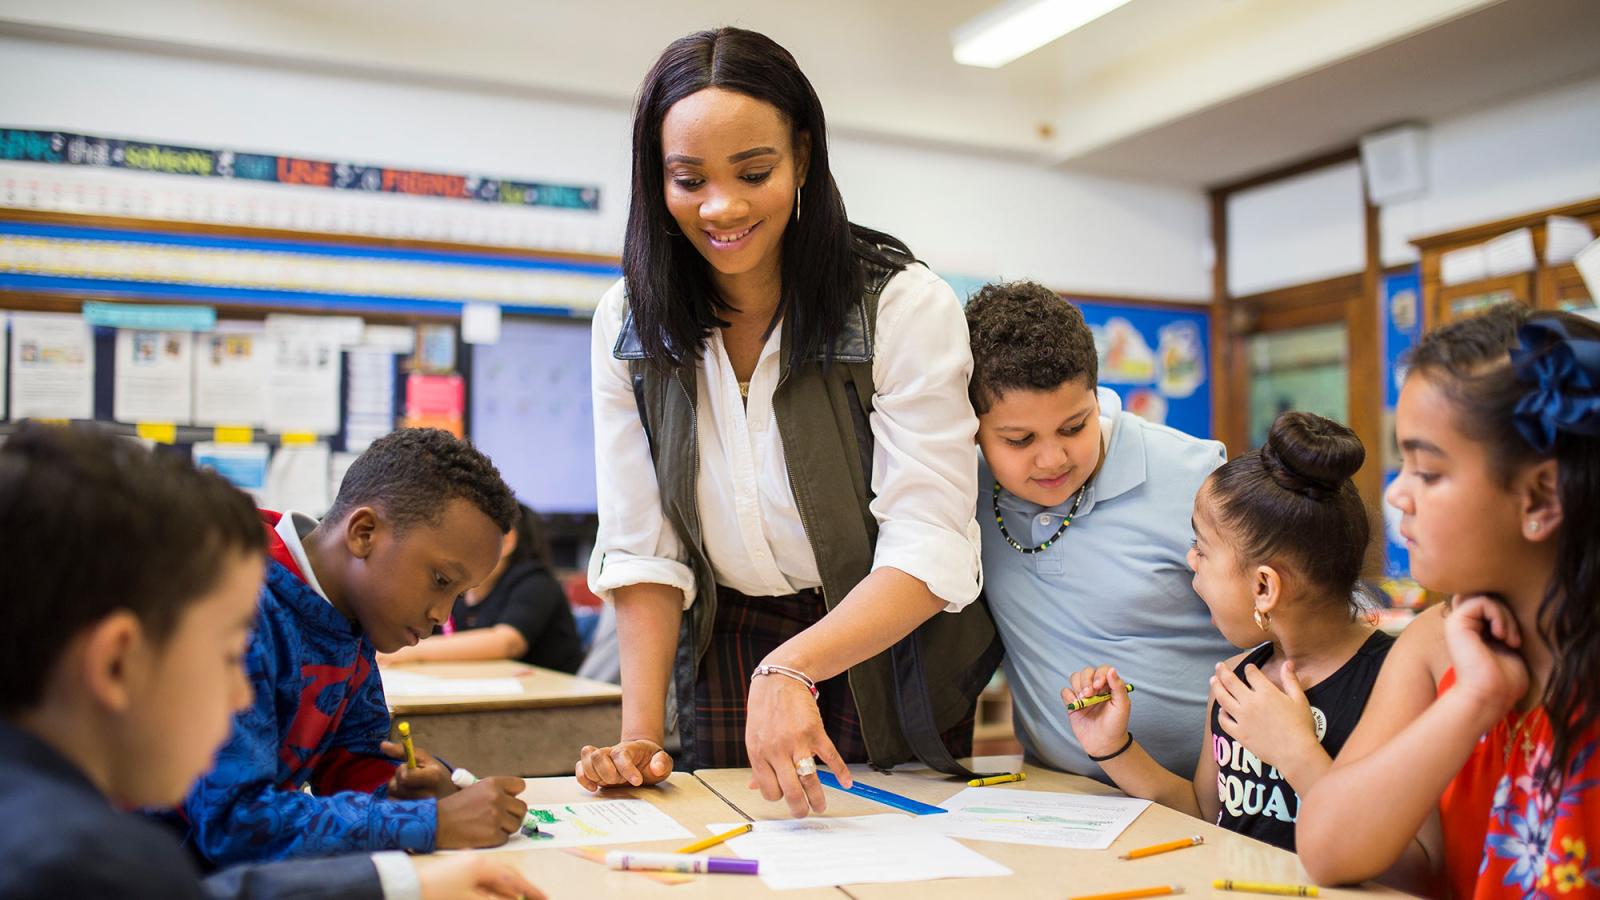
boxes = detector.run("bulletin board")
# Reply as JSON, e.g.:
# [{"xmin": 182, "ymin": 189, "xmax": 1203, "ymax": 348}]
[{"xmin": 1072, "ymin": 298, "xmax": 1213, "ymax": 439}]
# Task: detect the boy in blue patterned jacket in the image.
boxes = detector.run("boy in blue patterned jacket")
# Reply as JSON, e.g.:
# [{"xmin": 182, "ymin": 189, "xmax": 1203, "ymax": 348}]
[{"xmin": 168, "ymin": 428, "xmax": 531, "ymax": 865}]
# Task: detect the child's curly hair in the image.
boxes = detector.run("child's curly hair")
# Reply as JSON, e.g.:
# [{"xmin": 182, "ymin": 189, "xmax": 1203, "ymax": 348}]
[{"xmin": 965, "ymin": 280, "xmax": 1098, "ymax": 414}]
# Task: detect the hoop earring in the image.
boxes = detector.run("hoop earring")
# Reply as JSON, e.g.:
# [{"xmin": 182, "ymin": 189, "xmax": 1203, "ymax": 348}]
[
  {"xmin": 794, "ymin": 185, "xmax": 802, "ymax": 222},
  {"xmin": 1253, "ymin": 608, "xmax": 1271, "ymax": 631},
  {"xmin": 664, "ymin": 223, "xmax": 681, "ymax": 237}
]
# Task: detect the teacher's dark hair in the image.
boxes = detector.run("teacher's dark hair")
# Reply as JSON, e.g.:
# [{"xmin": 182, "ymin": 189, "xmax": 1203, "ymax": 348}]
[{"xmin": 624, "ymin": 26, "xmax": 911, "ymax": 369}]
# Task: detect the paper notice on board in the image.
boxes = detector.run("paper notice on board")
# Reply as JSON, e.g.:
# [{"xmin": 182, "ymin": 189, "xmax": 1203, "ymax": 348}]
[
  {"xmin": 265, "ymin": 334, "xmax": 341, "ymax": 435},
  {"xmin": 192, "ymin": 441, "xmax": 270, "ymax": 501},
  {"xmin": 344, "ymin": 347, "xmax": 395, "ymax": 452},
  {"xmin": 266, "ymin": 313, "xmax": 365, "ymax": 348},
  {"xmin": 461, "ymin": 302, "xmax": 502, "ymax": 344},
  {"xmin": 9, "ymin": 312, "xmax": 94, "ymax": 420},
  {"xmin": 194, "ymin": 322, "xmax": 270, "ymax": 427},
  {"xmin": 1, "ymin": 313, "xmax": 9, "ymax": 420},
  {"xmin": 266, "ymin": 442, "xmax": 332, "ymax": 515},
  {"xmin": 113, "ymin": 330, "xmax": 193, "ymax": 425}
]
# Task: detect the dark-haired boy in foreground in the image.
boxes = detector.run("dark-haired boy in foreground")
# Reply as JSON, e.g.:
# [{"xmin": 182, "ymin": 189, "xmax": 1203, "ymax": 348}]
[
  {"xmin": 169, "ymin": 428, "xmax": 533, "ymax": 865},
  {"xmin": 0, "ymin": 423, "xmax": 541, "ymax": 899}
]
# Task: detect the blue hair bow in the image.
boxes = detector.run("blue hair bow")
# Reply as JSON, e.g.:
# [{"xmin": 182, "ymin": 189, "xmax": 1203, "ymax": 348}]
[{"xmin": 1510, "ymin": 318, "xmax": 1600, "ymax": 454}]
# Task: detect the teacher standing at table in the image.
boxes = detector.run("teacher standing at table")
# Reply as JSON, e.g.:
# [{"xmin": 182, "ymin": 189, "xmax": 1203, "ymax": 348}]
[{"xmin": 575, "ymin": 27, "xmax": 999, "ymax": 817}]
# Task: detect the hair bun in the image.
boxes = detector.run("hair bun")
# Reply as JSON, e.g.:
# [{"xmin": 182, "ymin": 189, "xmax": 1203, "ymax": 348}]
[{"xmin": 1261, "ymin": 412, "xmax": 1364, "ymax": 498}]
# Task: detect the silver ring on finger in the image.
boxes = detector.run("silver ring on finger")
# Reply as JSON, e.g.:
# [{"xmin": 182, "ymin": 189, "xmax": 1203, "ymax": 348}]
[{"xmin": 795, "ymin": 757, "xmax": 817, "ymax": 778}]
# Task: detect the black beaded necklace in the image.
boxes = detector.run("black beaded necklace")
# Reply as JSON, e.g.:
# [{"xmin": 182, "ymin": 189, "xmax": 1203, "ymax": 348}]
[{"xmin": 992, "ymin": 481, "xmax": 1088, "ymax": 554}]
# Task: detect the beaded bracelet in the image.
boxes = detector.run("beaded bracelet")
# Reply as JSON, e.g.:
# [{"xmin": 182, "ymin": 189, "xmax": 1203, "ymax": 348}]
[{"xmin": 751, "ymin": 663, "xmax": 820, "ymax": 700}]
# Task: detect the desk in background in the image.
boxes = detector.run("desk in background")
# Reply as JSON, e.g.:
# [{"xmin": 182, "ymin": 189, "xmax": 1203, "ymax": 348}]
[{"xmin": 381, "ymin": 660, "xmax": 621, "ymax": 777}]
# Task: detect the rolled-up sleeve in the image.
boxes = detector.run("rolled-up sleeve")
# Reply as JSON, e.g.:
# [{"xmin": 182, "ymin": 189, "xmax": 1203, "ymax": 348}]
[
  {"xmin": 867, "ymin": 267, "xmax": 983, "ymax": 612},
  {"xmin": 586, "ymin": 282, "xmax": 698, "ymax": 608}
]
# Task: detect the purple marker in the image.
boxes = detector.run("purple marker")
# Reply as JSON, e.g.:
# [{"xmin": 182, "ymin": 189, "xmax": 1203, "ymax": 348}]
[{"xmin": 604, "ymin": 851, "xmax": 759, "ymax": 875}]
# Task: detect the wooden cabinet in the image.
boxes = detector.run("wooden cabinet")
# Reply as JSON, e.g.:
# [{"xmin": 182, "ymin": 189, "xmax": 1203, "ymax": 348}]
[{"xmin": 1415, "ymin": 198, "xmax": 1599, "ymax": 328}]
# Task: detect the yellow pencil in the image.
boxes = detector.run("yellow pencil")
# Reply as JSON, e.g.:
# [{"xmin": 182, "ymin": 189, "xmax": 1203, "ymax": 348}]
[
  {"xmin": 968, "ymin": 772, "xmax": 1026, "ymax": 787},
  {"xmin": 397, "ymin": 720, "xmax": 418, "ymax": 769},
  {"xmin": 1070, "ymin": 885, "xmax": 1182, "ymax": 900},
  {"xmin": 1213, "ymin": 880, "xmax": 1319, "ymax": 897},
  {"xmin": 1065, "ymin": 683, "xmax": 1136, "ymax": 712},
  {"xmin": 674, "ymin": 823, "xmax": 752, "ymax": 854},
  {"xmin": 1120, "ymin": 834, "xmax": 1203, "ymax": 859}
]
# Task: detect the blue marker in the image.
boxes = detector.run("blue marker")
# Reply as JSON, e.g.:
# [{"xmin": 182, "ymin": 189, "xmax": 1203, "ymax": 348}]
[{"xmin": 815, "ymin": 771, "xmax": 947, "ymax": 815}]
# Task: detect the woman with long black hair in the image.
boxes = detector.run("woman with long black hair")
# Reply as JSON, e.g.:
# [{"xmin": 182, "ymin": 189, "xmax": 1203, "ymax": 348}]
[{"xmin": 575, "ymin": 27, "xmax": 998, "ymax": 817}]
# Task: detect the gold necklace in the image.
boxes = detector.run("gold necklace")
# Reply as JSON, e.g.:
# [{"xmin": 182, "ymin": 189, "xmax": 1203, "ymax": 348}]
[{"xmin": 1504, "ymin": 707, "xmax": 1539, "ymax": 768}]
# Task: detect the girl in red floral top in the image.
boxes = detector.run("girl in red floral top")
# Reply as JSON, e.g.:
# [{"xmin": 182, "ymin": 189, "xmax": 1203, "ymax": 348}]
[{"xmin": 1298, "ymin": 304, "xmax": 1600, "ymax": 898}]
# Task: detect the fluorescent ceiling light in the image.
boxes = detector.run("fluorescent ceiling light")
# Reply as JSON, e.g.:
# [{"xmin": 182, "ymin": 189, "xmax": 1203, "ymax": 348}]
[{"xmin": 952, "ymin": 0, "xmax": 1133, "ymax": 68}]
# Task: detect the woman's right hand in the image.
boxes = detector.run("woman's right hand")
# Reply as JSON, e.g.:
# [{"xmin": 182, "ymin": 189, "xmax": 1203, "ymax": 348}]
[
  {"xmin": 1062, "ymin": 665, "xmax": 1132, "ymax": 758},
  {"xmin": 575, "ymin": 739, "xmax": 675, "ymax": 791}
]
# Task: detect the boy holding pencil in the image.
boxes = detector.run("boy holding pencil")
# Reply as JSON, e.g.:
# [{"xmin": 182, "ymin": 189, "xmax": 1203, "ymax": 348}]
[{"xmin": 161, "ymin": 429, "xmax": 531, "ymax": 865}]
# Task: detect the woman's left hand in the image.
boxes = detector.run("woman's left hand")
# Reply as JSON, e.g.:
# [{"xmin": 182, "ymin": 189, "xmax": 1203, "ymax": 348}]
[
  {"xmin": 743, "ymin": 674, "xmax": 852, "ymax": 818},
  {"xmin": 1211, "ymin": 660, "xmax": 1321, "ymax": 774}
]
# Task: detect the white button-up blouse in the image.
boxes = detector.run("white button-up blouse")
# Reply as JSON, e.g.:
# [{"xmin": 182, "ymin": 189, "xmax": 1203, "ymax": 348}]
[{"xmin": 586, "ymin": 263, "xmax": 982, "ymax": 613}]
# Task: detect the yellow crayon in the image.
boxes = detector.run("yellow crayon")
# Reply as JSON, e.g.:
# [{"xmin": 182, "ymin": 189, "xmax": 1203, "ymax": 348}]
[
  {"xmin": 1213, "ymin": 880, "xmax": 1319, "ymax": 897},
  {"xmin": 675, "ymin": 823, "xmax": 752, "ymax": 854},
  {"xmin": 397, "ymin": 720, "xmax": 418, "ymax": 769},
  {"xmin": 968, "ymin": 772, "xmax": 1027, "ymax": 787},
  {"xmin": 1065, "ymin": 683, "xmax": 1136, "ymax": 712}
]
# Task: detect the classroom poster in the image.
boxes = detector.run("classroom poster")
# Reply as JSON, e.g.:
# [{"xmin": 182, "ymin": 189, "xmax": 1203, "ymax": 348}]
[
  {"xmin": 345, "ymin": 347, "xmax": 396, "ymax": 452},
  {"xmin": 192, "ymin": 441, "xmax": 270, "ymax": 501},
  {"xmin": 113, "ymin": 329, "xmax": 193, "ymax": 425},
  {"xmin": 8, "ymin": 312, "xmax": 93, "ymax": 420},
  {"xmin": 266, "ymin": 442, "xmax": 332, "ymax": 515},
  {"xmin": 1381, "ymin": 268, "xmax": 1423, "ymax": 578},
  {"xmin": 194, "ymin": 322, "xmax": 270, "ymax": 427},
  {"xmin": 264, "ymin": 333, "xmax": 341, "ymax": 435},
  {"xmin": 0, "ymin": 313, "xmax": 8, "ymax": 420},
  {"xmin": 1073, "ymin": 299, "xmax": 1212, "ymax": 438}
]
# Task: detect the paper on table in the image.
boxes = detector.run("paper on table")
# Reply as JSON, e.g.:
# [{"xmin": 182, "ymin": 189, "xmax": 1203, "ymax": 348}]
[
  {"xmin": 915, "ymin": 787, "xmax": 1151, "ymax": 850},
  {"xmin": 708, "ymin": 815, "xmax": 1010, "ymax": 891},
  {"xmin": 379, "ymin": 669, "xmax": 527, "ymax": 698},
  {"xmin": 445, "ymin": 799, "xmax": 692, "ymax": 853}
]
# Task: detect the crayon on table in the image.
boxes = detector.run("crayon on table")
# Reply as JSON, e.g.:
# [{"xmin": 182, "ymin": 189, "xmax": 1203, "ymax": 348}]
[
  {"xmin": 968, "ymin": 772, "xmax": 1026, "ymax": 787},
  {"xmin": 1213, "ymin": 880, "xmax": 1320, "ymax": 896}
]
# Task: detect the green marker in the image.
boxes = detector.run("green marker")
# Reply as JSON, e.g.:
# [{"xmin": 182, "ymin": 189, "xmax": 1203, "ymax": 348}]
[
  {"xmin": 450, "ymin": 768, "xmax": 550, "ymax": 838},
  {"xmin": 1064, "ymin": 683, "xmax": 1135, "ymax": 712}
]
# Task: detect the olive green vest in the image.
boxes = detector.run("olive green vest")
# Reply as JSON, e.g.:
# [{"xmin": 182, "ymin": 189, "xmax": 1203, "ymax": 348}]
[{"xmin": 612, "ymin": 261, "xmax": 1002, "ymax": 774}]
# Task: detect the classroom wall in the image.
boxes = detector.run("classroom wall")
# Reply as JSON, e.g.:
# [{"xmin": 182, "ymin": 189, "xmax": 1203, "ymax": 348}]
[
  {"xmin": 1379, "ymin": 71, "xmax": 1600, "ymax": 266},
  {"xmin": 0, "ymin": 31, "xmax": 1214, "ymax": 301},
  {"xmin": 1220, "ymin": 72, "xmax": 1600, "ymax": 293},
  {"xmin": 1226, "ymin": 161, "xmax": 1366, "ymax": 297}
]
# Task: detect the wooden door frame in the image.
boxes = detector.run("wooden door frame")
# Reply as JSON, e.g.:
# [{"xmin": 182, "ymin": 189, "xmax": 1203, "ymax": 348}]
[{"xmin": 1208, "ymin": 148, "xmax": 1385, "ymax": 516}]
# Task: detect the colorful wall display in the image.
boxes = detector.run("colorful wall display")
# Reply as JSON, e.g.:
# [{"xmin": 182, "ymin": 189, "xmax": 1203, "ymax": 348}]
[
  {"xmin": 1074, "ymin": 299, "xmax": 1212, "ymax": 439},
  {"xmin": 0, "ymin": 128, "xmax": 600, "ymax": 212}
]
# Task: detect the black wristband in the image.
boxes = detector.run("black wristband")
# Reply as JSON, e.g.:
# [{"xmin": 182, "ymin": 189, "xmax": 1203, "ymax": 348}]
[{"xmin": 1087, "ymin": 731, "xmax": 1134, "ymax": 763}]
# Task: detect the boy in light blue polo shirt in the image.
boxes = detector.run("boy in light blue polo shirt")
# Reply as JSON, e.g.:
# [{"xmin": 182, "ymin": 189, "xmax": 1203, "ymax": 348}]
[{"xmin": 967, "ymin": 281, "xmax": 1233, "ymax": 780}]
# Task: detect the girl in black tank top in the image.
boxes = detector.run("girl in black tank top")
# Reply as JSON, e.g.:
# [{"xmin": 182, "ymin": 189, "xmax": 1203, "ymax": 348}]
[
  {"xmin": 1210, "ymin": 631, "xmax": 1393, "ymax": 849},
  {"xmin": 1065, "ymin": 412, "xmax": 1394, "ymax": 853}
]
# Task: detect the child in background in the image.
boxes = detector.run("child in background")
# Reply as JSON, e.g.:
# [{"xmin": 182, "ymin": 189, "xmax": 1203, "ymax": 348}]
[
  {"xmin": 967, "ymin": 280, "xmax": 1235, "ymax": 781},
  {"xmin": 168, "ymin": 428, "xmax": 531, "ymax": 866},
  {"xmin": 378, "ymin": 502, "xmax": 584, "ymax": 673},
  {"xmin": 1299, "ymin": 306, "xmax": 1600, "ymax": 897},
  {"xmin": 1065, "ymin": 411, "xmax": 1393, "ymax": 852},
  {"xmin": 0, "ymin": 423, "xmax": 542, "ymax": 899}
]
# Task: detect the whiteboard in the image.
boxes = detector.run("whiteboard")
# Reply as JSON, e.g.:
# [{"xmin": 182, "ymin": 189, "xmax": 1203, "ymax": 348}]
[{"xmin": 470, "ymin": 316, "xmax": 596, "ymax": 514}]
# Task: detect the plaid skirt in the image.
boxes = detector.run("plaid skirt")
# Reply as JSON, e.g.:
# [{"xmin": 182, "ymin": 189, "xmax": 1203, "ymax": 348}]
[{"xmin": 693, "ymin": 584, "xmax": 974, "ymax": 769}]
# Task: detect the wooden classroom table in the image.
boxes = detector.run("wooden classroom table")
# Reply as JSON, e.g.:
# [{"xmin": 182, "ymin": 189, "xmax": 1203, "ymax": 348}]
[
  {"xmin": 695, "ymin": 756, "xmax": 1412, "ymax": 900},
  {"xmin": 381, "ymin": 660, "xmax": 621, "ymax": 777},
  {"xmin": 492, "ymin": 773, "xmax": 844, "ymax": 900}
]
